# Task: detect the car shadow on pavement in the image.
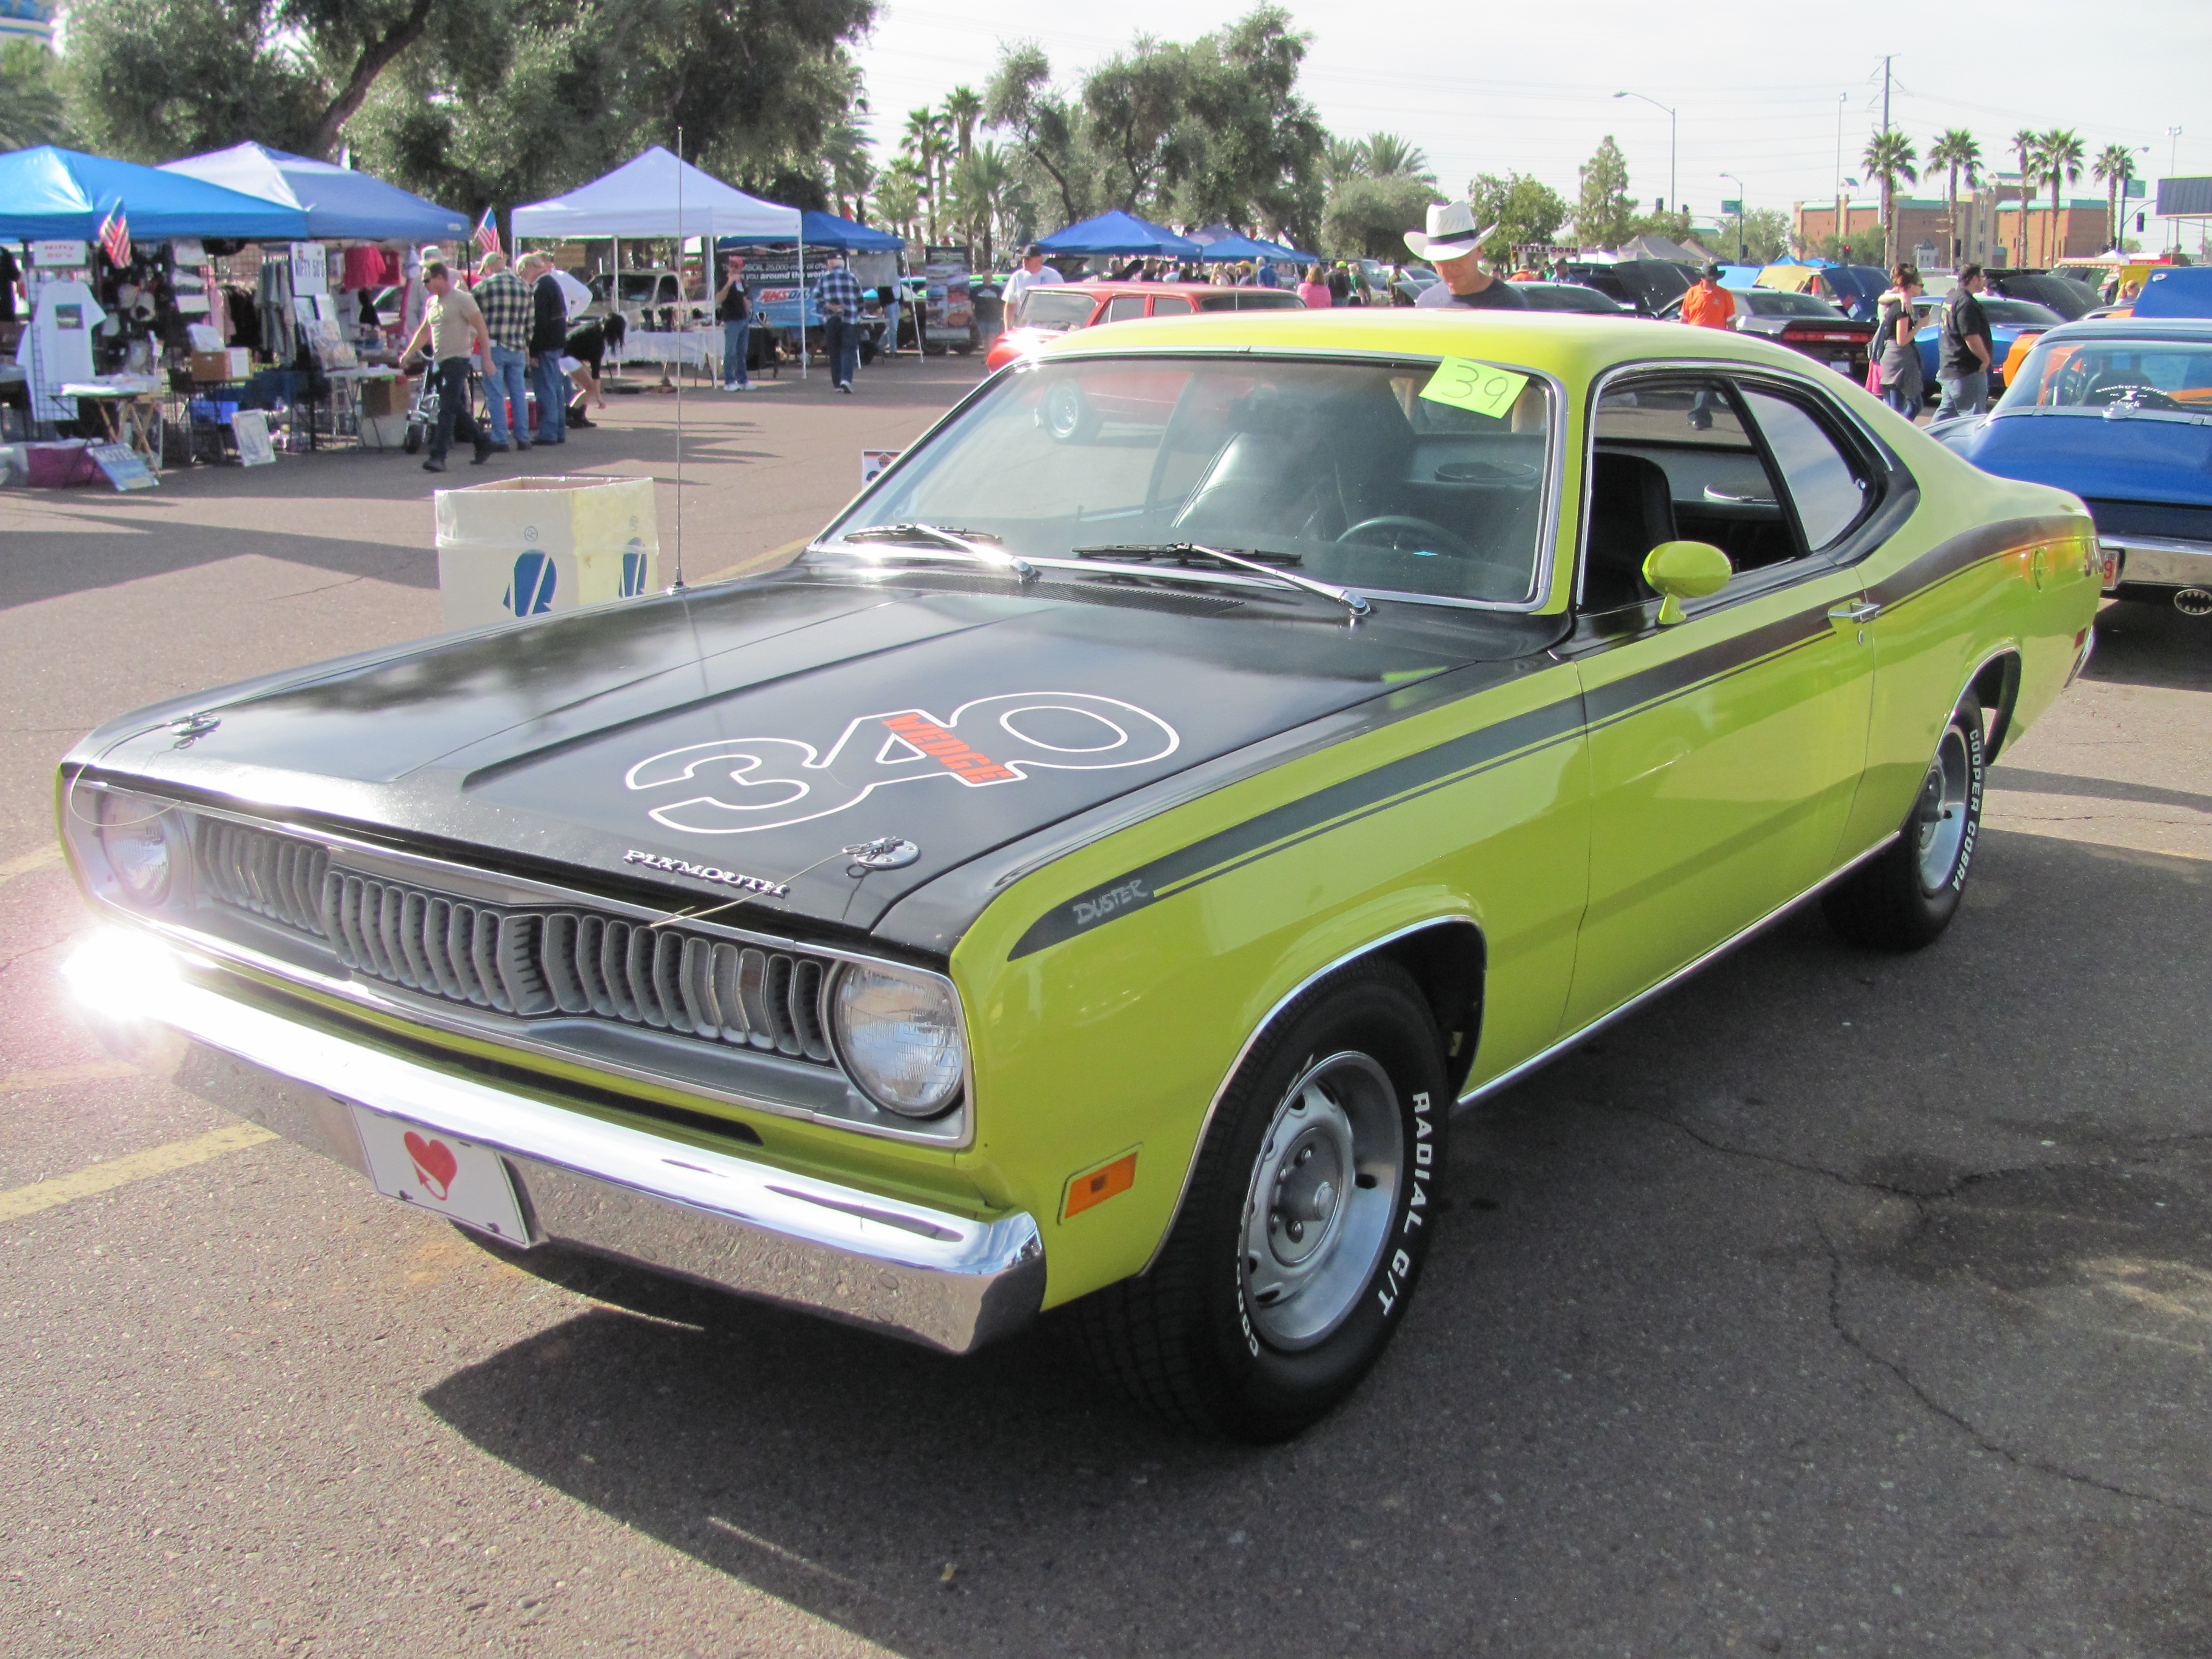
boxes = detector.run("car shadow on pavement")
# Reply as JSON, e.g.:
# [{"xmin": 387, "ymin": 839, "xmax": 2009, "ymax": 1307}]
[
  {"xmin": 2084, "ymin": 602, "xmax": 2212, "ymax": 694},
  {"xmin": 420, "ymin": 828, "xmax": 2212, "ymax": 1659}
]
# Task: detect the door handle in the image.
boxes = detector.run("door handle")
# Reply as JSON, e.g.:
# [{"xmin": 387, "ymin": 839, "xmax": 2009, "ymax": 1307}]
[{"xmin": 1828, "ymin": 600, "xmax": 1883, "ymax": 623}]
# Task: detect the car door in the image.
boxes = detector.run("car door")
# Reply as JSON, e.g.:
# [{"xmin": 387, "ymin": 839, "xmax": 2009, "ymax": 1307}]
[{"xmin": 1558, "ymin": 368, "xmax": 1888, "ymax": 1028}]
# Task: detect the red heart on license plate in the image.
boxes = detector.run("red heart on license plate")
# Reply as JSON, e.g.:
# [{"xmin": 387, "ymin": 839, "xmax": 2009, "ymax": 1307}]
[{"xmin": 403, "ymin": 1131, "xmax": 459, "ymax": 1201}]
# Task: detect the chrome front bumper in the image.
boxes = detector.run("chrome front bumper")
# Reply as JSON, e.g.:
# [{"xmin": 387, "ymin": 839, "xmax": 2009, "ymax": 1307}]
[
  {"xmin": 69, "ymin": 928, "xmax": 1044, "ymax": 1355},
  {"xmin": 2100, "ymin": 534, "xmax": 2212, "ymax": 591}
]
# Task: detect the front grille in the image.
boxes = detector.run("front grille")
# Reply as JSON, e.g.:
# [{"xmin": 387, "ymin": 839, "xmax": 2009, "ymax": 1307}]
[
  {"xmin": 196, "ymin": 818, "xmax": 330, "ymax": 937},
  {"xmin": 189, "ymin": 817, "xmax": 837, "ymax": 1065},
  {"xmin": 317, "ymin": 871, "xmax": 836, "ymax": 1063}
]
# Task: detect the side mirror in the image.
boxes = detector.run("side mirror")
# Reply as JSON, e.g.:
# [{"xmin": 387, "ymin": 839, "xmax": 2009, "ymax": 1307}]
[{"xmin": 1642, "ymin": 540, "xmax": 1733, "ymax": 625}]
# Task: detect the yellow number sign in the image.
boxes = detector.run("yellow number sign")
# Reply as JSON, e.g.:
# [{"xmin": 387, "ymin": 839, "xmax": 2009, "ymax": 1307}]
[{"xmin": 1419, "ymin": 358, "xmax": 1530, "ymax": 421}]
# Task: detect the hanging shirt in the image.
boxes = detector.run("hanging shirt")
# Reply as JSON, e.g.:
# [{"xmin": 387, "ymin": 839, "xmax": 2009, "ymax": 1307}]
[{"xmin": 14, "ymin": 281, "xmax": 107, "ymax": 420}]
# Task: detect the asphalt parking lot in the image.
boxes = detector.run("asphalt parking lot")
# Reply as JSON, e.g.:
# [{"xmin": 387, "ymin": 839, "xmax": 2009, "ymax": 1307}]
[{"xmin": 1, "ymin": 361, "xmax": 2207, "ymax": 1658}]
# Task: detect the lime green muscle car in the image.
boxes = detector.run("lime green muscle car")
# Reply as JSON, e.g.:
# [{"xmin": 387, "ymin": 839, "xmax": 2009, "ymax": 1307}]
[{"xmin": 57, "ymin": 310, "xmax": 2098, "ymax": 1440}]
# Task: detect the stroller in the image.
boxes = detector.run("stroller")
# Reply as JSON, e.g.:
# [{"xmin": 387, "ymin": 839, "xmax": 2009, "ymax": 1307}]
[{"xmin": 400, "ymin": 358, "xmax": 488, "ymax": 455}]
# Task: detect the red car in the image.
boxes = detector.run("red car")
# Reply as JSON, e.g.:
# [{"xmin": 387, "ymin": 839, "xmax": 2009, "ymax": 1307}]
[{"xmin": 985, "ymin": 281, "xmax": 1306, "ymax": 372}]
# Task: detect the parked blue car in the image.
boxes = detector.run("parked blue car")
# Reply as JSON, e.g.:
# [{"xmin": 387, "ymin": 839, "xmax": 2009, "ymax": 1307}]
[
  {"xmin": 1934, "ymin": 317, "xmax": 2212, "ymax": 615},
  {"xmin": 1912, "ymin": 295, "xmax": 2066, "ymax": 400}
]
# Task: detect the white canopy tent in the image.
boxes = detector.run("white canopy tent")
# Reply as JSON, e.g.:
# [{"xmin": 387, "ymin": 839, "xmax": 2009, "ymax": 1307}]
[
  {"xmin": 513, "ymin": 146, "xmax": 807, "ymax": 379},
  {"xmin": 509, "ymin": 145, "xmax": 799, "ymax": 243}
]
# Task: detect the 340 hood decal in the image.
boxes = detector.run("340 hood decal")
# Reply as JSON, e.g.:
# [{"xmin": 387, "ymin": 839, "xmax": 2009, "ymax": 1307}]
[{"xmin": 625, "ymin": 692, "xmax": 1181, "ymax": 836}]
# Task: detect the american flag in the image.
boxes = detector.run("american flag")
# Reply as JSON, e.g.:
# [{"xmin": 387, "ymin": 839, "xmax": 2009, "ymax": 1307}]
[
  {"xmin": 474, "ymin": 207, "xmax": 501, "ymax": 258},
  {"xmin": 98, "ymin": 201, "xmax": 130, "ymax": 267}
]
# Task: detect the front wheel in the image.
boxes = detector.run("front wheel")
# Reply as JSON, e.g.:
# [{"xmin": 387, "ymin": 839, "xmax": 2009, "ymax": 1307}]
[
  {"xmin": 1823, "ymin": 692, "xmax": 1985, "ymax": 950},
  {"xmin": 1077, "ymin": 960, "xmax": 1448, "ymax": 1441}
]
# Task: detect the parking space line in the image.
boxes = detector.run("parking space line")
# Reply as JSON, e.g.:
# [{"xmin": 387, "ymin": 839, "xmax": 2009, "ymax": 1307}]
[
  {"xmin": 0, "ymin": 1122, "xmax": 276, "ymax": 1223},
  {"xmin": 0, "ymin": 1061, "xmax": 141, "ymax": 1093},
  {"xmin": 0, "ymin": 845, "xmax": 63, "ymax": 886}
]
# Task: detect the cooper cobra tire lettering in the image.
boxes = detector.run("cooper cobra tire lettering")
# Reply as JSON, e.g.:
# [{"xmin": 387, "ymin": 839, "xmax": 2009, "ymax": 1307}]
[{"xmin": 625, "ymin": 692, "xmax": 1179, "ymax": 836}]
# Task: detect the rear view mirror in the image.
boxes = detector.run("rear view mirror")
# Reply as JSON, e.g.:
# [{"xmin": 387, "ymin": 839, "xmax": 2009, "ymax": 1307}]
[{"xmin": 1642, "ymin": 540, "xmax": 1733, "ymax": 625}]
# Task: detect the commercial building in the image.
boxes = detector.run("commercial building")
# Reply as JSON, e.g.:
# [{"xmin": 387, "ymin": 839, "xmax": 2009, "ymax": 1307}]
[{"xmin": 1795, "ymin": 175, "xmax": 2110, "ymax": 270}]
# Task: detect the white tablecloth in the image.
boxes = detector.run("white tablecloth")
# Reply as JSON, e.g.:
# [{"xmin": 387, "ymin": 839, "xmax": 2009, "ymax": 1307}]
[{"xmin": 614, "ymin": 330, "xmax": 721, "ymax": 370}]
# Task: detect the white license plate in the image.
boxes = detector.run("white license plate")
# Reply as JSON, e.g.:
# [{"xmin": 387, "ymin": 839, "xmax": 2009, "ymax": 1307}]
[
  {"xmin": 1829, "ymin": 358, "xmax": 1855, "ymax": 375},
  {"xmin": 351, "ymin": 1107, "xmax": 529, "ymax": 1243}
]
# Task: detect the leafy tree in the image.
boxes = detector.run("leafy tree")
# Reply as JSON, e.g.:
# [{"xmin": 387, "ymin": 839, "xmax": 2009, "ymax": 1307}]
[
  {"xmin": 984, "ymin": 41, "xmax": 1093, "ymax": 226},
  {"xmin": 1575, "ymin": 136, "xmax": 1634, "ymax": 250},
  {"xmin": 0, "ymin": 40, "xmax": 68, "ymax": 150},
  {"xmin": 874, "ymin": 162, "xmax": 923, "ymax": 242},
  {"xmin": 948, "ymin": 141, "xmax": 1018, "ymax": 267},
  {"xmin": 2034, "ymin": 127, "xmax": 2085, "ymax": 263},
  {"xmin": 1860, "ymin": 128, "xmax": 1918, "ymax": 266},
  {"xmin": 1726, "ymin": 206, "xmax": 1789, "ymax": 264},
  {"xmin": 1926, "ymin": 129, "xmax": 1980, "ymax": 267},
  {"xmin": 1466, "ymin": 172, "xmax": 1568, "ymax": 263},
  {"xmin": 2093, "ymin": 142, "xmax": 2136, "ymax": 253},
  {"xmin": 1322, "ymin": 172, "xmax": 1440, "ymax": 259},
  {"xmin": 1358, "ymin": 133, "xmax": 1432, "ymax": 183}
]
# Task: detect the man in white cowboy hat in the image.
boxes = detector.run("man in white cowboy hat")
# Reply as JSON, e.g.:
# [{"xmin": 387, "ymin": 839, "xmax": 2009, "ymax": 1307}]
[{"xmin": 1406, "ymin": 201, "xmax": 1527, "ymax": 310}]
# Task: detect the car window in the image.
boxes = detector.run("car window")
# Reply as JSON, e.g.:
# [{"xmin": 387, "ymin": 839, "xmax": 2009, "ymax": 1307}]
[
  {"xmin": 1024, "ymin": 290, "xmax": 1100, "ymax": 329},
  {"xmin": 1737, "ymin": 389, "xmax": 1871, "ymax": 552},
  {"xmin": 1150, "ymin": 295, "xmax": 1194, "ymax": 315},
  {"xmin": 1997, "ymin": 337, "xmax": 2212, "ymax": 412},
  {"xmin": 1102, "ymin": 294, "xmax": 1147, "ymax": 323},
  {"xmin": 825, "ymin": 356, "xmax": 1558, "ymax": 606},
  {"xmin": 1746, "ymin": 292, "xmax": 1843, "ymax": 318},
  {"xmin": 1978, "ymin": 299, "xmax": 2066, "ymax": 326},
  {"xmin": 1584, "ymin": 376, "xmax": 1798, "ymax": 608}
]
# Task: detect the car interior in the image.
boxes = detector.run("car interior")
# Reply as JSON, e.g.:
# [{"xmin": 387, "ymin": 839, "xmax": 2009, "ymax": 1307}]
[{"xmin": 1581, "ymin": 375, "xmax": 1875, "ymax": 611}]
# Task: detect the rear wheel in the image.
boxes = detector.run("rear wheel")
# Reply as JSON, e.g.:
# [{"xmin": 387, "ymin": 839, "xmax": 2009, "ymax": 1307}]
[
  {"xmin": 1078, "ymin": 960, "xmax": 1448, "ymax": 1441},
  {"xmin": 1823, "ymin": 693, "xmax": 1985, "ymax": 950}
]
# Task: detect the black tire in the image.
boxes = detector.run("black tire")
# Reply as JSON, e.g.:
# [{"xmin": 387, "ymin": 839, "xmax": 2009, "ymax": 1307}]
[
  {"xmin": 1823, "ymin": 692, "xmax": 1985, "ymax": 950},
  {"xmin": 1078, "ymin": 960, "xmax": 1449, "ymax": 1441},
  {"xmin": 402, "ymin": 423, "xmax": 422, "ymax": 455}
]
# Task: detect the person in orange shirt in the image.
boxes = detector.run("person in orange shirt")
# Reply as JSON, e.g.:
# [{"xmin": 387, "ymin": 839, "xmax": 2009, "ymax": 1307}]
[{"xmin": 1682, "ymin": 263, "xmax": 1735, "ymax": 330}]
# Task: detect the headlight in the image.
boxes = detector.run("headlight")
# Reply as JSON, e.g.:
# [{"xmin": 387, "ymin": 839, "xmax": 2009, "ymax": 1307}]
[
  {"xmin": 94, "ymin": 789, "xmax": 179, "ymax": 907},
  {"xmin": 830, "ymin": 964, "xmax": 965, "ymax": 1118}
]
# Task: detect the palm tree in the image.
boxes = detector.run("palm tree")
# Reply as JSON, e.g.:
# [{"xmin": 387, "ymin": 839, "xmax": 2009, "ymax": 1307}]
[
  {"xmin": 2009, "ymin": 128, "xmax": 2037, "ymax": 267},
  {"xmin": 942, "ymin": 85, "xmax": 984, "ymax": 163},
  {"xmin": 1861, "ymin": 129, "xmax": 1919, "ymax": 267},
  {"xmin": 1323, "ymin": 136, "xmax": 1369, "ymax": 187},
  {"xmin": 0, "ymin": 41, "xmax": 65, "ymax": 150},
  {"xmin": 825, "ymin": 119, "xmax": 875, "ymax": 224},
  {"xmin": 1359, "ymin": 133, "xmax": 1435, "ymax": 183},
  {"xmin": 950, "ymin": 142, "xmax": 1016, "ymax": 269},
  {"xmin": 2035, "ymin": 128, "xmax": 2085, "ymax": 264},
  {"xmin": 902, "ymin": 106, "xmax": 954, "ymax": 238},
  {"xmin": 1926, "ymin": 129, "xmax": 1981, "ymax": 269},
  {"xmin": 2093, "ymin": 142, "xmax": 2136, "ymax": 252},
  {"xmin": 875, "ymin": 164, "xmax": 923, "ymax": 245}
]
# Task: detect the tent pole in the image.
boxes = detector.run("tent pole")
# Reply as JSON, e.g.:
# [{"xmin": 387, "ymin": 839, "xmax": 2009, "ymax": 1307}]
[
  {"xmin": 671, "ymin": 132, "xmax": 686, "ymax": 592},
  {"xmin": 798, "ymin": 240, "xmax": 807, "ymax": 380}
]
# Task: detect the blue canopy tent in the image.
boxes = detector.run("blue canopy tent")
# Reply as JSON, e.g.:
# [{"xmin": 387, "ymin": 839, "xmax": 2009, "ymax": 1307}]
[
  {"xmin": 1190, "ymin": 232, "xmax": 1278, "ymax": 263},
  {"xmin": 1036, "ymin": 210, "xmax": 1200, "ymax": 258},
  {"xmin": 0, "ymin": 144, "xmax": 310, "ymax": 240},
  {"xmin": 1253, "ymin": 237, "xmax": 1319, "ymax": 264},
  {"xmin": 715, "ymin": 210, "xmax": 902, "ymax": 252},
  {"xmin": 160, "ymin": 143, "xmax": 467, "ymax": 241}
]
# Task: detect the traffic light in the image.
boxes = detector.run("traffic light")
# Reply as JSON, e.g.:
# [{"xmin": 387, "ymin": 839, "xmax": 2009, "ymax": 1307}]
[
  {"xmin": 1655, "ymin": 198, "xmax": 1665, "ymax": 212},
  {"xmin": 2138, "ymin": 212, "xmax": 2147, "ymax": 232}
]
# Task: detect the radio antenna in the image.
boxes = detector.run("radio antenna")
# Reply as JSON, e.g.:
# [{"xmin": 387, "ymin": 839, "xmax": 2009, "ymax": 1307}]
[{"xmin": 671, "ymin": 125, "xmax": 687, "ymax": 593}]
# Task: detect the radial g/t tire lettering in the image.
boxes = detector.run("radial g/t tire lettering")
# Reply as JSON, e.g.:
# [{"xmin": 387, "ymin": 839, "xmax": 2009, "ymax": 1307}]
[
  {"xmin": 1823, "ymin": 692, "xmax": 1985, "ymax": 951},
  {"xmin": 1077, "ymin": 959, "xmax": 1449, "ymax": 1441}
]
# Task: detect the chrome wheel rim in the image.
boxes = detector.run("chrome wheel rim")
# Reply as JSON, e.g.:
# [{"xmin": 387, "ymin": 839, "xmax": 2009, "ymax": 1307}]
[
  {"xmin": 1044, "ymin": 383, "xmax": 1085, "ymax": 440},
  {"xmin": 1915, "ymin": 726, "xmax": 1972, "ymax": 891},
  {"xmin": 1241, "ymin": 1051, "xmax": 1404, "ymax": 1350}
]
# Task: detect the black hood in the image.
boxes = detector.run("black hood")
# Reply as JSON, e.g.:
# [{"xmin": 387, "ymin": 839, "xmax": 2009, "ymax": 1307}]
[{"xmin": 73, "ymin": 569, "xmax": 1561, "ymax": 937}]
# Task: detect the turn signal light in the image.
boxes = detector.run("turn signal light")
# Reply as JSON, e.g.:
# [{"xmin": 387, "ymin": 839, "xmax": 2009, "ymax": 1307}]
[{"xmin": 1064, "ymin": 1150, "xmax": 1138, "ymax": 1219}]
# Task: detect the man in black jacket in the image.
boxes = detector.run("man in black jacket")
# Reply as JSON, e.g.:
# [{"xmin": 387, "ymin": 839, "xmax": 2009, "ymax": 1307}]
[{"xmin": 520, "ymin": 253, "xmax": 569, "ymax": 445}]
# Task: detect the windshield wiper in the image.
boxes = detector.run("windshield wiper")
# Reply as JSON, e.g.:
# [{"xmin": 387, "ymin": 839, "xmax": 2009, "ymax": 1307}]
[
  {"xmin": 834, "ymin": 523, "xmax": 1037, "ymax": 580},
  {"xmin": 1073, "ymin": 543, "xmax": 1370, "ymax": 618}
]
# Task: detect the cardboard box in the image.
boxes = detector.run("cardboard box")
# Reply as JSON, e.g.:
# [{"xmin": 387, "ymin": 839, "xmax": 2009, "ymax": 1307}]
[
  {"xmin": 189, "ymin": 347, "xmax": 252, "ymax": 383},
  {"xmin": 434, "ymin": 475, "xmax": 660, "ymax": 631},
  {"xmin": 360, "ymin": 375, "xmax": 412, "ymax": 418}
]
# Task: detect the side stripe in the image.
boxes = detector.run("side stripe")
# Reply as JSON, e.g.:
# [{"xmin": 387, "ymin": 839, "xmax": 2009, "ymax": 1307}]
[{"xmin": 1005, "ymin": 514, "xmax": 2077, "ymax": 962}]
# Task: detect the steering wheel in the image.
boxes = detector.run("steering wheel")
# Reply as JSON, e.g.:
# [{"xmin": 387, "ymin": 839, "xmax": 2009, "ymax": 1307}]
[
  {"xmin": 1337, "ymin": 515, "xmax": 1480, "ymax": 559},
  {"xmin": 2085, "ymin": 382, "xmax": 2185, "ymax": 411}
]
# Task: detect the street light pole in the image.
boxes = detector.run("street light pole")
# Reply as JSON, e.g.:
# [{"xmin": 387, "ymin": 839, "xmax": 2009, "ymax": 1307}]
[
  {"xmin": 1835, "ymin": 92, "xmax": 1848, "ymax": 255},
  {"xmin": 2169, "ymin": 127, "xmax": 2185, "ymax": 252},
  {"xmin": 1614, "ymin": 91, "xmax": 1677, "ymax": 223},
  {"xmin": 1720, "ymin": 172, "xmax": 1746, "ymax": 262}
]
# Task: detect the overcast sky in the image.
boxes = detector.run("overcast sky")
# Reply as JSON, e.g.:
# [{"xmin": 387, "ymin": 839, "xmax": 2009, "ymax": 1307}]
[{"xmin": 851, "ymin": 0, "xmax": 2208, "ymax": 225}]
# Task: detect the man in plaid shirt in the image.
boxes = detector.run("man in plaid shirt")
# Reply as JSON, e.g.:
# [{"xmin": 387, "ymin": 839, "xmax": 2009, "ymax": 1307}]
[
  {"xmin": 812, "ymin": 256, "xmax": 863, "ymax": 393},
  {"xmin": 471, "ymin": 253, "xmax": 534, "ymax": 449}
]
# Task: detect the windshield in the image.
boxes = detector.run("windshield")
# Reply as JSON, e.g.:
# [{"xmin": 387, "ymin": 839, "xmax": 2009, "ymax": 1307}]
[
  {"xmin": 1744, "ymin": 292, "xmax": 1843, "ymax": 318},
  {"xmin": 1994, "ymin": 336, "xmax": 2212, "ymax": 415},
  {"xmin": 1978, "ymin": 298, "xmax": 2065, "ymax": 326},
  {"xmin": 820, "ymin": 356, "xmax": 1555, "ymax": 605},
  {"xmin": 1194, "ymin": 290, "xmax": 1305, "ymax": 312},
  {"xmin": 1523, "ymin": 286, "xmax": 1621, "ymax": 313},
  {"xmin": 1022, "ymin": 290, "xmax": 1099, "ymax": 330}
]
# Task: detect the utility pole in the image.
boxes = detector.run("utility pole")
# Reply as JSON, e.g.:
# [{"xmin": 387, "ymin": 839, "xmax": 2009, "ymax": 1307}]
[{"xmin": 1879, "ymin": 56, "xmax": 1894, "ymax": 266}]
